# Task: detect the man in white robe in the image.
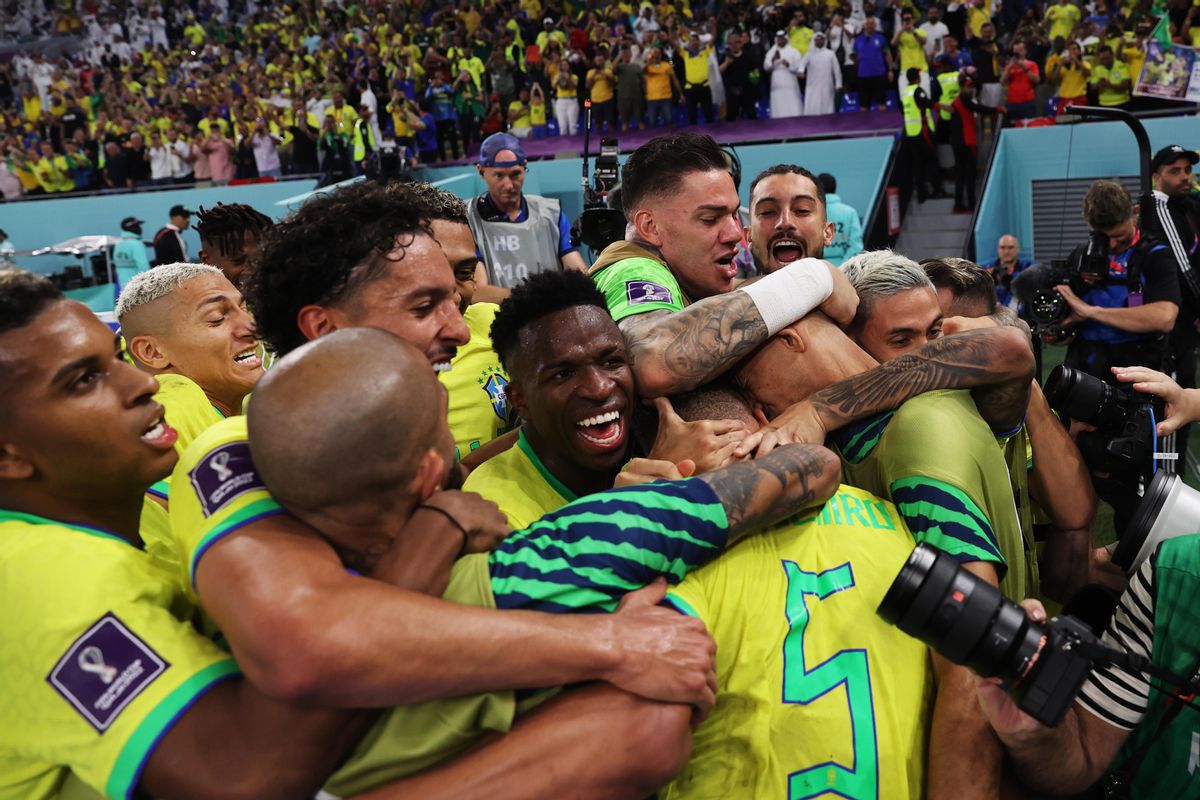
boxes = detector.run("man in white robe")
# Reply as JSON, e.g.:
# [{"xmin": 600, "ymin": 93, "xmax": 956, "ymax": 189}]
[
  {"xmin": 764, "ymin": 30, "xmax": 803, "ymax": 118},
  {"xmin": 799, "ymin": 31, "xmax": 842, "ymax": 115}
]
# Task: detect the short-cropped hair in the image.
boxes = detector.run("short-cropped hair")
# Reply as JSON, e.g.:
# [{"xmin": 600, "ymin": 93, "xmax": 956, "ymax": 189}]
[
  {"xmin": 0, "ymin": 269, "xmax": 63, "ymax": 336},
  {"xmin": 1083, "ymin": 180, "xmax": 1133, "ymax": 231},
  {"xmin": 620, "ymin": 133, "xmax": 731, "ymax": 216},
  {"xmin": 115, "ymin": 263, "xmax": 221, "ymax": 323},
  {"xmin": 921, "ymin": 257, "xmax": 997, "ymax": 315},
  {"xmin": 841, "ymin": 249, "xmax": 935, "ymax": 323}
]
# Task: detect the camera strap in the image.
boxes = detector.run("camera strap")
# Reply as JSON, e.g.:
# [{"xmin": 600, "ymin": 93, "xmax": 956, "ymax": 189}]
[{"xmin": 1101, "ymin": 650, "xmax": 1200, "ymax": 799}]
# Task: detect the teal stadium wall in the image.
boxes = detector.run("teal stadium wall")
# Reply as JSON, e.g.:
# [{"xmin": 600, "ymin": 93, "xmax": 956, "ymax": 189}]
[
  {"xmin": 0, "ymin": 135, "xmax": 897, "ymax": 311},
  {"xmin": 975, "ymin": 116, "xmax": 1200, "ymax": 263}
]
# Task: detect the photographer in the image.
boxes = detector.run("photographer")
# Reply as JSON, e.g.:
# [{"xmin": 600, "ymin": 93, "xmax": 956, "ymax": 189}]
[
  {"xmin": 977, "ymin": 539, "xmax": 1200, "ymax": 798},
  {"xmin": 1056, "ymin": 180, "xmax": 1180, "ymax": 381}
]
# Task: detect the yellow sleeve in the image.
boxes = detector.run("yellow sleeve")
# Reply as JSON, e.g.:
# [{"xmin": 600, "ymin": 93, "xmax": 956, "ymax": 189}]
[
  {"xmin": 0, "ymin": 529, "xmax": 237, "ymax": 800},
  {"xmin": 168, "ymin": 417, "xmax": 285, "ymax": 594}
]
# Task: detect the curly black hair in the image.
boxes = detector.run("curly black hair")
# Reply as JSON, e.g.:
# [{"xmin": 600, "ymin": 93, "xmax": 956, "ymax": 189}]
[
  {"xmin": 389, "ymin": 181, "xmax": 468, "ymax": 225},
  {"xmin": 490, "ymin": 270, "xmax": 610, "ymax": 374},
  {"xmin": 196, "ymin": 202, "xmax": 275, "ymax": 258},
  {"xmin": 0, "ymin": 269, "xmax": 63, "ymax": 336},
  {"xmin": 245, "ymin": 181, "xmax": 432, "ymax": 356}
]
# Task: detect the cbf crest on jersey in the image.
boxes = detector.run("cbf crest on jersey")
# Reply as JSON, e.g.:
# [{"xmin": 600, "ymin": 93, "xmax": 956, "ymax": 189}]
[{"xmin": 482, "ymin": 368, "xmax": 515, "ymax": 425}]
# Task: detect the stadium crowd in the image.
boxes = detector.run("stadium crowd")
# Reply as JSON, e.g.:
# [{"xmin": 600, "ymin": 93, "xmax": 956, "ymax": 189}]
[
  {"xmin": 2, "ymin": 122, "xmax": 1199, "ymax": 798},
  {"xmin": 0, "ymin": 0, "xmax": 1188, "ymax": 199}
]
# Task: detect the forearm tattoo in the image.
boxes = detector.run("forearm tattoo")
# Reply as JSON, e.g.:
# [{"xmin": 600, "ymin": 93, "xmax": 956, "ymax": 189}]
[
  {"xmin": 620, "ymin": 292, "xmax": 769, "ymax": 394},
  {"xmin": 810, "ymin": 328, "xmax": 1032, "ymax": 432},
  {"xmin": 700, "ymin": 443, "xmax": 835, "ymax": 536}
]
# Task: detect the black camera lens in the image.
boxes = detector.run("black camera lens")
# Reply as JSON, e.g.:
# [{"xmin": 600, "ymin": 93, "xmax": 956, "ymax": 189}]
[
  {"xmin": 1044, "ymin": 365, "xmax": 1127, "ymax": 430},
  {"xmin": 1029, "ymin": 289, "xmax": 1066, "ymax": 324},
  {"xmin": 878, "ymin": 544, "xmax": 1044, "ymax": 681}
]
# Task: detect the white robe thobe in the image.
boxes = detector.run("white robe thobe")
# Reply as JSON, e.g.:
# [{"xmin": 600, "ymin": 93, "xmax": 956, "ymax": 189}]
[
  {"xmin": 799, "ymin": 46, "xmax": 842, "ymax": 115},
  {"xmin": 764, "ymin": 44, "xmax": 803, "ymax": 118}
]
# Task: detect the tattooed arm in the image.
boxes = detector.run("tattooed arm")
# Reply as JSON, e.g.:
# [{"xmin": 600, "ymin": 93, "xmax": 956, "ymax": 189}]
[
  {"xmin": 618, "ymin": 292, "xmax": 769, "ymax": 398},
  {"xmin": 698, "ymin": 442, "xmax": 841, "ymax": 541},
  {"xmin": 744, "ymin": 326, "xmax": 1036, "ymax": 455}
]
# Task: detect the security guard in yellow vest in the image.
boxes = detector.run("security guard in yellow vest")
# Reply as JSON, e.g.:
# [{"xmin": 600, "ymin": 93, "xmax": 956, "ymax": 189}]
[
  {"xmin": 901, "ymin": 67, "xmax": 946, "ymax": 202},
  {"xmin": 352, "ymin": 107, "xmax": 377, "ymax": 168},
  {"xmin": 935, "ymin": 68, "xmax": 960, "ymax": 124}
]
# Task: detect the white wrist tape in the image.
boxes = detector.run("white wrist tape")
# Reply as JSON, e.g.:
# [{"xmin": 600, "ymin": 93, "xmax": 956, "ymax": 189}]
[{"xmin": 739, "ymin": 258, "xmax": 833, "ymax": 336}]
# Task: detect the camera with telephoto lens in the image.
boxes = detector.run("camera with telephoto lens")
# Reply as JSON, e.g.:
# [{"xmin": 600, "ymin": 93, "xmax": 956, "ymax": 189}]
[
  {"xmin": 1113, "ymin": 469, "xmax": 1200, "ymax": 574},
  {"xmin": 1043, "ymin": 364, "xmax": 1164, "ymax": 526},
  {"xmin": 1029, "ymin": 232, "xmax": 1110, "ymax": 338},
  {"xmin": 575, "ymin": 136, "xmax": 627, "ymax": 254},
  {"xmin": 878, "ymin": 544, "xmax": 1101, "ymax": 726}
]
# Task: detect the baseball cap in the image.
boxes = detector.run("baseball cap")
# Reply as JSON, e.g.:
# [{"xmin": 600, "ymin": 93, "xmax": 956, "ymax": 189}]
[
  {"xmin": 120, "ymin": 216, "xmax": 144, "ymax": 232},
  {"xmin": 479, "ymin": 133, "xmax": 527, "ymax": 168},
  {"xmin": 776, "ymin": 29, "xmax": 787, "ymax": 36},
  {"xmin": 169, "ymin": 204, "xmax": 195, "ymax": 218},
  {"xmin": 1151, "ymin": 144, "xmax": 1199, "ymax": 172}
]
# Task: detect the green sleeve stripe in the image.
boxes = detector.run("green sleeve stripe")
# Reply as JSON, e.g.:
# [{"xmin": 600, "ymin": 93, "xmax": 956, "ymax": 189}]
[
  {"xmin": 188, "ymin": 498, "xmax": 285, "ymax": 589},
  {"xmin": 147, "ymin": 480, "xmax": 170, "ymax": 500},
  {"xmin": 490, "ymin": 538, "xmax": 692, "ymax": 587},
  {"xmin": 521, "ymin": 508, "xmax": 725, "ymax": 552},
  {"xmin": 491, "ymin": 576, "xmax": 631, "ymax": 612},
  {"xmin": 106, "ymin": 659, "xmax": 240, "ymax": 799},
  {"xmin": 910, "ymin": 528, "xmax": 1006, "ymax": 566},
  {"xmin": 664, "ymin": 594, "xmax": 700, "ymax": 618},
  {"xmin": 593, "ymin": 485, "xmax": 728, "ymax": 525}
]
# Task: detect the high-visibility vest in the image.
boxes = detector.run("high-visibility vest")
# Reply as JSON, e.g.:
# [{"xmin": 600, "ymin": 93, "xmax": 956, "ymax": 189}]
[
  {"xmin": 937, "ymin": 71, "xmax": 960, "ymax": 121},
  {"xmin": 901, "ymin": 84, "xmax": 934, "ymax": 137},
  {"xmin": 352, "ymin": 119, "xmax": 376, "ymax": 162}
]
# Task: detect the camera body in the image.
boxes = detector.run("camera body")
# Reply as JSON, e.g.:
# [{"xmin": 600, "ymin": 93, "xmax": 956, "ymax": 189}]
[
  {"xmin": 575, "ymin": 136, "xmax": 627, "ymax": 253},
  {"xmin": 878, "ymin": 543, "xmax": 1102, "ymax": 727},
  {"xmin": 1028, "ymin": 232, "xmax": 1110, "ymax": 338}
]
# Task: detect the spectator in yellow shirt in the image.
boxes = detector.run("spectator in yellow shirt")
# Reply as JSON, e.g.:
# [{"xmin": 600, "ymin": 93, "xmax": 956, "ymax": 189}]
[
  {"xmin": 507, "ymin": 87, "xmax": 534, "ymax": 138},
  {"xmin": 1043, "ymin": 0, "xmax": 1082, "ymax": 44},
  {"xmin": 1050, "ymin": 40, "xmax": 1091, "ymax": 113},
  {"xmin": 586, "ymin": 51, "xmax": 617, "ymax": 132},
  {"xmin": 1090, "ymin": 44, "xmax": 1131, "ymax": 107}
]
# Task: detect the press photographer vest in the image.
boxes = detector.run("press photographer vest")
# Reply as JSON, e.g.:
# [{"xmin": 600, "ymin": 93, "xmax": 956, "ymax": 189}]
[
  {"xmin": 1078, "ymin": 235, "xmax": 1168, "ymax": 345},
  {"xmin": 1107, "ymin": 534, "xmax": 1200, "ymax": 799},
  {"xmin": 467, "ymin": 194, "xmax": 563, "ymax": 289}
]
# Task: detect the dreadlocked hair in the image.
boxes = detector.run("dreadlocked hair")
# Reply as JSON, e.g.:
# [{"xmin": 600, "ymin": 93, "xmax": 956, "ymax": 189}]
[{"xmin": 196, "ymin": 203, "xmax": 275, "ymax": 258}]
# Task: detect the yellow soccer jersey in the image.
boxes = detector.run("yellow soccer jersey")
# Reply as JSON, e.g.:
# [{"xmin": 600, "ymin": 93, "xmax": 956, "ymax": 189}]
[
  {"xmin": 0, "ymin": 511, "xmax": 238, "ymax": 800},
  {"xmin": 167, "ymin": 417, "xmax": 285, "ymax": 614},
  {"xmin": 461, "ymin": 429, "xmax": 576, "ymax": 529},
  {"xmin": 663, "ymin": 485, "xmax": 932, "ymax": 800},
  {"xmin": 154, "ymin": 373, "xmax": 227, "ymax": 457},
  {"xmin": 439, "ymin": 303, "xmax": 516, "ymax": 461}
]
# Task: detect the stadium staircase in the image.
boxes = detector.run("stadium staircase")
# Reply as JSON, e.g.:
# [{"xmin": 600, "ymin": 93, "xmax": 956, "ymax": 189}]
[{"xmin": 892, "ymin": 197, "xmax": 972, "ymax": 262}]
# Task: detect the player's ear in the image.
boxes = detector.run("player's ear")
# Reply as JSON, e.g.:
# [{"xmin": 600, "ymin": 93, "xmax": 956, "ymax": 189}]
[
  {"xmin": 128, "ymin": 335, "xmax": 170, "ymax": 370},
  {"xmin": 295, "ymin": 304, "xmax": 344, "ymax": 343},
  {"xmin": 823, "ymin": 219, "xmax": 835, "ymax": 246},
  {"xmin": 778, "ymin": 323, "xmax": 807, "ymax": 353},
  {"xmin": 197, "ymin": 248, "xmax": 209, "ymax": 264},
  {"xmin": 0, "ymin": 443, "xmax": 35, "ymax": 480},
  {"xmin": 506, "ymin": 379, "xmax": 529, "ymax": 423},
  {"xmin": 632, "ymin": 208, "xmax": 662, "ymax": 246},
  {"xmin": 413, "ymin": 447, "xmax": 447, "ymax": 502}
]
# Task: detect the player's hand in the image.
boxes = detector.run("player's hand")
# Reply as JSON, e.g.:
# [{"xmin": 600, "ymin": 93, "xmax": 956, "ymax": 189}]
[
  {"xmin": 976, "ymin": 599, "xmax": 1049, "ymax": 739},
  {"xmin": 420, "ymin": 489, "xmax": 510, "ymax": 554},
  {"xmin": 735, "ymin": 398, "xmax": 826, "ymax": 458},
  {"xmin": 604, "ymin": 577, "xmax": 718, "ymax": 722},
  {"xmin": 616, "ymin": 457, "xmax": 697, "ymax": 486},
  {"xmin": 647, "ymin": 397, "xmax": 750, "ymax": 474},
  {"xmin": 1112, "ymin": 365, "xmax": 1200, "ymax": 435},
  {"xmin": 820, "ymin": 262, "xmax": 860, "ymax": 326}
]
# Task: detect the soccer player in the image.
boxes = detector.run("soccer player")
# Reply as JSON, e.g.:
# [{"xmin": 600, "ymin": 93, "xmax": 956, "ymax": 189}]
[
  {"xmin": 588, "ymin": 134, "xmax": 857, "ymax": 397},
  {"xmin": 0, "ymin": 269, "xmax": 712, "ymax": 800},
  {"xmin": 207, "ymin": 326, "xmax": 840, "ymax": 795},
  {"xmin": 394, "ymin": 182, "xmax": 517, "ymax": 462},
  {"xmin": 164, "ymin": 183, "xmax": 721, "ymax": 751},
  {"xmin": 116, "ymin": 262, "xmax": 262, "ymax": 455},
  {"xmin": 195, "ymin": 202, "xmax": 274, "ymax": 289},
  {"xmin": 656, "ymin": 388, "xmax": 934, "ymax": 799},
  {"xmin": 0, "ymin": 270, "xmax": 371, "ymax": 799},
  {"xmin": 743, "ymin": 164, "xmax": 836, "ymax": 274}
]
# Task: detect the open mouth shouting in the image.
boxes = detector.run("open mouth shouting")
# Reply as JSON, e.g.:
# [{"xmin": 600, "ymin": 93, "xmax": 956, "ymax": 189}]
[
  {"xmin": 715, "ymin": 250, "xmax": 739, "ymax": 279},
  {"xmin": 575, "ymin": 409, "xmax": 625, "ymax": 451},
  {"xmin": 770, "ymin": 236, "xmax": 806, "ymax": 266}
]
